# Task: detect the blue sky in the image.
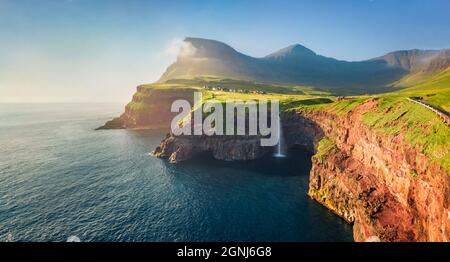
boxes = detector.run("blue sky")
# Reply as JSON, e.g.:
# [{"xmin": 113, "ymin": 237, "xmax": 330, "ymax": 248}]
[{"xmin": 1, "ymin": 0, "xmax": 449, "ymax": 102}]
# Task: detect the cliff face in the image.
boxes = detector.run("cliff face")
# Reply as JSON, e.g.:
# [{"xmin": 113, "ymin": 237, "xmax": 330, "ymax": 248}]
[
  {"xmin": 152, "ymin": 111, "xmax": 323, "ymax": 162},
  {"xmin": 153, "ymin": 100, "xmax": 449, "ymax": 242},
  {"xmin": 298, "ymin": 101, "xmax": 449, "ymax": 242},
  {"xmin": 152, "ymin": 134, "xmax": 270, "ymax": 163},
  {"xmin": 97, "ymin": 87, "xmax": 196, "ymax": 130}
]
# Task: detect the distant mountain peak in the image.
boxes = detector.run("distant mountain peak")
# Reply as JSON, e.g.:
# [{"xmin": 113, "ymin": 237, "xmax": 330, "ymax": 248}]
[
  {"xmin": 181, "ymin": 37, "xmax": 241, "ymax": 59},
  {"xmin": 265, "ymin": 44, "xmax": 316, "ymax": 59}
]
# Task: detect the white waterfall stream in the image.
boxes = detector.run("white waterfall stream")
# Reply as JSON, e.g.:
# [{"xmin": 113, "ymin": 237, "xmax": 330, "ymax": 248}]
[{"xmin": 274, "ymin": 114, "xmax": 286, "ymax": 158}]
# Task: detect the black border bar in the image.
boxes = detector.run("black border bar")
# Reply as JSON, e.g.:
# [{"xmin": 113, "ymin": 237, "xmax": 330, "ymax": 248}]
[{"xmin": 1, "ymin": 242, "xmax": 448, "ymax": 260}]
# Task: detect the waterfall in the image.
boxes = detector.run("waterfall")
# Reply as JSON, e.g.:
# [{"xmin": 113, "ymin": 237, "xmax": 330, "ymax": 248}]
[{"xmin": 274, "ymin": 114, "xmax": 286, "ymax": 158}]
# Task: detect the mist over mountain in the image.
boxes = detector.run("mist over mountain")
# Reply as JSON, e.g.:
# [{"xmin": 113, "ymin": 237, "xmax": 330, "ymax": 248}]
[
  {"xmin": 159, "ymin": 37, "xmax": 450, "ymax": 94},
  {"xmin": 372, "ymin": 49, "xmax": 450, "ymax": 72}
]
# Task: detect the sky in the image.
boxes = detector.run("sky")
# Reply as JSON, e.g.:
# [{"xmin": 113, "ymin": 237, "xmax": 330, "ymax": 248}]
[{"xmin": 1, "ymin": 0, "xmax": 449, "ymax": 103}]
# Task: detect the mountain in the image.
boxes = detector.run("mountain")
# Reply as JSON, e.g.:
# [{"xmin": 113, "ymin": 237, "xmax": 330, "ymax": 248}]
[
  {"xmin": 159, "ymin": 37, "xmax": 450, "ymax": 95},
  {"xmin": 372, "ymin": 49, "xmax": 450, "ymax": 72},
  {"xmin": 264, "ymin": 44, "xmax": 317, "ymax": 61},
  {"xmin": 160, "ymin": 37, "xmax": 266, "ymax": 85}
]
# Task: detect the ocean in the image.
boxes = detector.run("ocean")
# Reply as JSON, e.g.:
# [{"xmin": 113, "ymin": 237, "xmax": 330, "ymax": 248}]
[{"xmin": 0, "ymin": 103, "xmax": 352, "ymax": 242}]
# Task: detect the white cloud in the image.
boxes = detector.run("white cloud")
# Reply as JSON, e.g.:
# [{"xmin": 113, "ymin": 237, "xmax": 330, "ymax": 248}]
[{"xmin": 165, "ymin": 38, "xmax": 197, "ymax": 58}]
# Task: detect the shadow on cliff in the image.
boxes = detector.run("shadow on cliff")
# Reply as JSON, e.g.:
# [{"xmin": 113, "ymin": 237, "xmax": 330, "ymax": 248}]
[{"xmin": 164, "ymin": 145, "xmax": 313, "ymax": 178}]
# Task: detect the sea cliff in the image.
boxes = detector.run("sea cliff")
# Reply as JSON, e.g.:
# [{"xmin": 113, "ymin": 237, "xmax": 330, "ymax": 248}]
[
  {"xmin": 302, "ymin": 101, "xmax": 449, "ymax": 242},
  {"xmin": 152, "ymin": 99, "xmax": 449, "ymax": 242},
  {"xmin": 97, "ymin": 86, "xmax": 196, "ymax": 130}
]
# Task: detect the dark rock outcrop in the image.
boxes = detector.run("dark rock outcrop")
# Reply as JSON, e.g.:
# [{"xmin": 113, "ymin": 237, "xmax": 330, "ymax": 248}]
[
  {"xmin": 152, "ymin": 134, "xmax": 271, "ymax": 163},
  {"xmin": 96, "ymin": 115, "xmax": 126, "ymax": 130},
  {"xmin": 152, "ymin": 112, "xmax": 325, "ymax": 163}
]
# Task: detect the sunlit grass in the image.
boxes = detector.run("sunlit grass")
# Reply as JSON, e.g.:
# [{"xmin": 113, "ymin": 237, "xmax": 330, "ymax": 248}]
[
  {"xmin": 313, "ymin": 137, "xmax": 336, "ymax": 162},
  {"xmin": 391, "ymin": 67, "xmax": 450, "ymax": 113},
  {"xmin": 132, "ymin": 74, "xmax": 449, "ymax": 172},
  {"xmin": 362, "ymin": 96, "xmax": 449, "ymax": 172}
]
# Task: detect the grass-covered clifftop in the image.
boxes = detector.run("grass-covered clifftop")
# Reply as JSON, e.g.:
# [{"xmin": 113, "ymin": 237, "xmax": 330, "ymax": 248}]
[
  {"xmin": 275, "ymin": 66, "xmax": 450, "ymax": 173},
  {"xmin": 103, "ymin": 72, "xmax": 449, "ymax": 174},
  {"xmin": 361, "ymin": 96, "xmax": 449, "ymax": 172},
  {"xmin": 289, "ymin": 97, "xmax": 449, "ymax": 173}
]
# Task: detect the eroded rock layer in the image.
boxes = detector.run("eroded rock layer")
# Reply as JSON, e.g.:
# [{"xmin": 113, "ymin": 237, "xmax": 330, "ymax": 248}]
[{"xmin": 297, "ymin": 101, "xmax": 449, "ymax": 242}]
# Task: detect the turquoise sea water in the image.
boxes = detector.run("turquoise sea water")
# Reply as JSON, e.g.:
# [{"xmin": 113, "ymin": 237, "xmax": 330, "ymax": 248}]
[{"xmin": 0, "ymin": 103, "xmax": 352, "ymax": 242}]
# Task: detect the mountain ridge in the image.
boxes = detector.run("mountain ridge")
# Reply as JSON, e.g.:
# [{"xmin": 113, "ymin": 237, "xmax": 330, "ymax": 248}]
[
  {"xmin": 159, "ymin": 37, "xmax": 449, "ymax": 95},
  {"xmin": 372, "ymin": 49, "xmax": 450, "ymax": 72}
]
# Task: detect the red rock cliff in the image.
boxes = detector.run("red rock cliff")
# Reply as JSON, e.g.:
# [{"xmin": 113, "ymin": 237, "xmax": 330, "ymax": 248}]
[{"xmin": 299, "ymin": 100, "xmax": 449, "ymax": 242}]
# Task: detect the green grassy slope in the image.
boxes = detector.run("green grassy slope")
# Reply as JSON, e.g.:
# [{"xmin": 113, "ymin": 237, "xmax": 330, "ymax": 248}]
[
  {"xmin": 362, "ymin": 96, "xmax": 449, "ymax": 172},
  {"xmin": 391, "ymin": 67, "xmax": 450, "ymax": 112},
  {"xmin": 142, "ymin": 75, "xmax": 330, "ymax": 95},
  {"xmin": 276, "ymin": 67, "xmax": 449, "ymax": 173}
]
